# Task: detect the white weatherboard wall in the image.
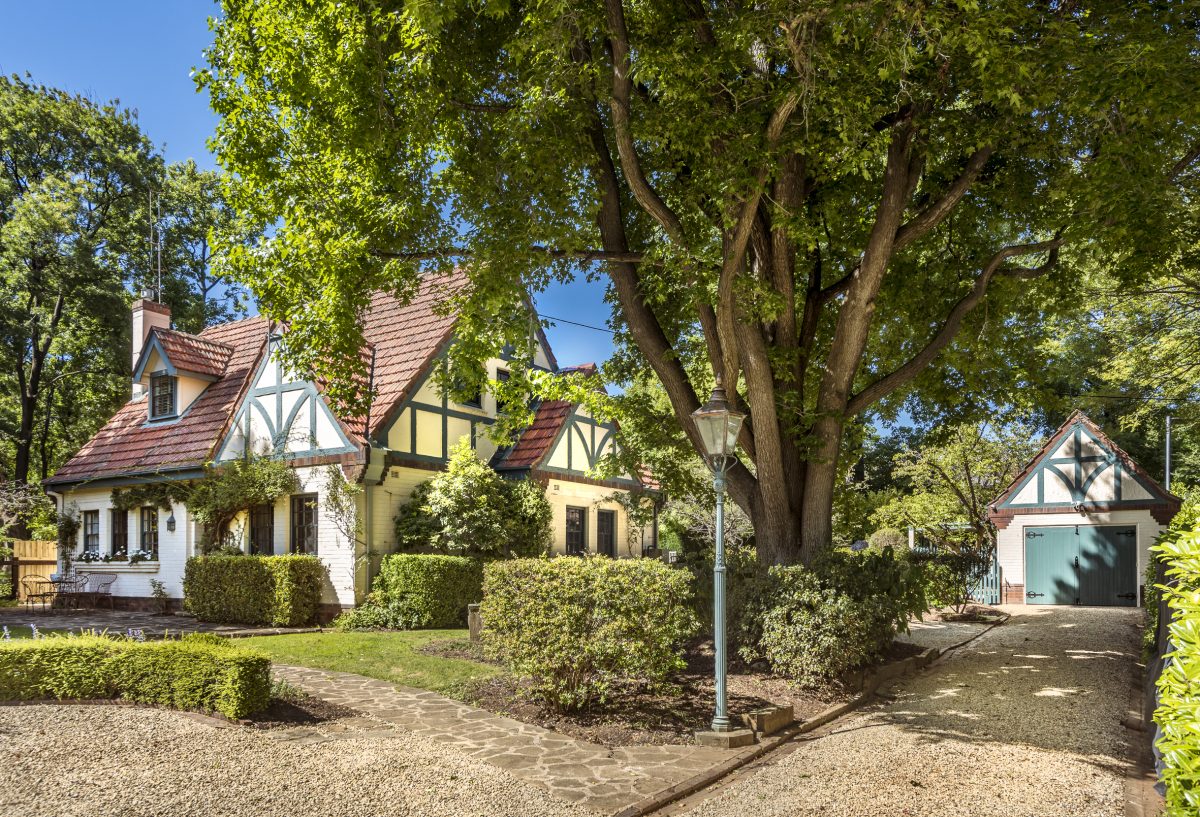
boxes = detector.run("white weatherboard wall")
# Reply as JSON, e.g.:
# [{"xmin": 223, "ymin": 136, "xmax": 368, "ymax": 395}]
[{"xmin": 996, "ymin": 509, "xmax": 1163, "ymax": 590}]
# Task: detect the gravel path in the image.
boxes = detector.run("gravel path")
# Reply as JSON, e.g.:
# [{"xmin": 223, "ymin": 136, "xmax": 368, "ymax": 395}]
[
  {"xmin": 0, "ymin": 705, "xmax": 599, "ymax": 817},
  {"xmin": 682, "ymin": 606, "xmax": 1141, "ymax": 817}
]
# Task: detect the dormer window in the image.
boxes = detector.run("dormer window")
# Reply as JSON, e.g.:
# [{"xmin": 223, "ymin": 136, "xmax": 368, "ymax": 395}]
[{"xmin": 150, "ymin": 373, "xmax": 177, "ymax": 419}]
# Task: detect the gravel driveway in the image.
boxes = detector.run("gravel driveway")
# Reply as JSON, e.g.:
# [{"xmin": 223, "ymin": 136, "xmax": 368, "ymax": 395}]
[
  {"xmin": 0, "ymin": 705, "xmax": 598, "ymax": 817},
  {"xmin": 682, "ymin": 605, "xmax": 1142, "ymax": 817}
]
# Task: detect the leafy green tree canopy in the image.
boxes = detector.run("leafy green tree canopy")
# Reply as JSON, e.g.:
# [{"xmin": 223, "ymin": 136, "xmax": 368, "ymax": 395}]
[{"xmin": 201, "ymin": 2, "xmax": 1200, "ymax": 564}]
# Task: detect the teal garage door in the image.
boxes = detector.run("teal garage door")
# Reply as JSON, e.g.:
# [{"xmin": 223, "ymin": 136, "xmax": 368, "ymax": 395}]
[{"xmin": 1024, "ymin": 525, "xmax": 1138, "ymax": 606}]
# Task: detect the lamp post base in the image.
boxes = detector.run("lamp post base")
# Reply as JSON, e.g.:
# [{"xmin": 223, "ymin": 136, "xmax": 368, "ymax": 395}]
[{"xmin": 694, "ymin": 728, "xmax": 756, "ymax": 749}]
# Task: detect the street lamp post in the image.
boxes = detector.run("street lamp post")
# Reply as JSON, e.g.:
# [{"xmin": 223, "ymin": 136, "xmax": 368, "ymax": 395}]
[{"xmin": 691, "ymin": 378, "xmax": 746, "ymax": 734}]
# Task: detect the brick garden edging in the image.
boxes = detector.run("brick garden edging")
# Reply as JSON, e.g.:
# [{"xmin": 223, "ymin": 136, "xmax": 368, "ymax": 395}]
[{"xmin": 611, "ymin": 615, "xmax": 1009, "ymax": 817}]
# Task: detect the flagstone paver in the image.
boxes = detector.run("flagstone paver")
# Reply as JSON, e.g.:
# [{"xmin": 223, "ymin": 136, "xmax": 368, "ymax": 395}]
[{"xmin": 273, "ymin": 664, "xmax": 731, "ymax": 813}]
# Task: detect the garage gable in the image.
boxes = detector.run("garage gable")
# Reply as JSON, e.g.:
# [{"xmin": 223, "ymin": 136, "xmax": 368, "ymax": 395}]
[{"xmin": 990, "ymin": 412, "xmax": 1178, "ymax": 525}]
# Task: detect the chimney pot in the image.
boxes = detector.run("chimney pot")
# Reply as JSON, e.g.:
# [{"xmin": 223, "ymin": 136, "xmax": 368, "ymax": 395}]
[{"xmin": 132, "ymin": 298, "xmax": 171, "ymax": 398}]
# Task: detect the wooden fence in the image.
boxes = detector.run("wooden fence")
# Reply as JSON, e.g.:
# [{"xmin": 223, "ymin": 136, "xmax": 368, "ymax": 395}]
[{"xmin": 1, "ymin": 540, "xmax": 58, "ymax": 600}]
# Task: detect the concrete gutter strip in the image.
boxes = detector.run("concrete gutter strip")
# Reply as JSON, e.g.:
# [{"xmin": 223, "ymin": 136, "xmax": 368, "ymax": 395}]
[{"xmin": 613, "ymin": 617, "xmax": 1007, "ymax": 817}]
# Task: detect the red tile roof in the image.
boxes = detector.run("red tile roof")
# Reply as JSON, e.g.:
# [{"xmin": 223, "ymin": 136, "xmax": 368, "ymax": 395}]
[
  {"xmin": 151, "ymin": 328, "xmax": 232, "ymax": 378},
  {"xmin": 362, "ymin": 271, "xmax": 468, "ymax": 438},
  {"xmin": 496, "ymin": 400, "xmax": 573, "ymax": 470},
  {"xmin": 46, "ymin": 317, "xmax": 270, "ymax": 486}
]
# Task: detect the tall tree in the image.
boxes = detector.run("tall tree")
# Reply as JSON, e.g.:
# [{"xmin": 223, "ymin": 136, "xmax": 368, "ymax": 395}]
[
  {"xmin": 154, "ymin": 160, "xmax": 253, "ymax": 333},
  {"xmin": 0, "ymin": 75, "xmax": 158, "ymax": 498},
  {"xmin": 202, "ymin": 1, "xmax": 1200, "ymax": 564}
]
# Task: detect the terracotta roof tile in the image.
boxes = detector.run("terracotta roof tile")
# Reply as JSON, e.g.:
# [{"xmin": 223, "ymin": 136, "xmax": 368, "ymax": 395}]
[
  {"xmin": 363, "ymin": 270, "xmax": 468, "ymax": 438},
  {"xmin": 46, "ymin": 318, "xmax": 269, "ymax": 486},
  {"xmin": 151, "ymin": 328, "xmax": 233, "ymax": 378},
  {"xmin": 496, "ymin": 400, "xmax": 573, "ymax": 470}
]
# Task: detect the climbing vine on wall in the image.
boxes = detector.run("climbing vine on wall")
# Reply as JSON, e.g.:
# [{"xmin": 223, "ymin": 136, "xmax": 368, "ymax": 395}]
[
  {"xmin": 110, "ymin": 483, "xmax": 193, "ymax": 512},
  {"xmin": 187, "ymin": 456, "xmax": 300, "ymax": 551}
]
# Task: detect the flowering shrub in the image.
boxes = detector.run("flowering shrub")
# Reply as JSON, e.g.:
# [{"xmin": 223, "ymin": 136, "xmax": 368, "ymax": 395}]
[
  {"xmin": 128, "ymin": 549, "xmax": 156, "ymax": 564},
  {"xmin": 76, "ymin": 551, "xmax": 103, "ymax": 563}
]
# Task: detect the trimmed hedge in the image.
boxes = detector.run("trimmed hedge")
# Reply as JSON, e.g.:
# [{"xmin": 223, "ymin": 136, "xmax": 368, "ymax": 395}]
[
  {"xmin": 1154, "ymin": 520, "xmax": 1200, "ymax": 812},
  {"xmin": 481, "ymin": 557, "xmax": 698, "ymax": 711},
  {"xmin": 183, "ymin": 555, "xmax": 325, "ymax": 626},
  {"xmin": 337, "ymin": 554, "xmax": 483, "ymax": 630},
  {"xmin": 0, "ymin": 633, "xmax": 271, "ymax": 718}
]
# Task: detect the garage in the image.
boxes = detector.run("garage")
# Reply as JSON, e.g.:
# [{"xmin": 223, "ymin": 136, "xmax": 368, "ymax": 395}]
[{"xmin": 989, "ymin": 411, "xmax": 1179, "ymax": 606}]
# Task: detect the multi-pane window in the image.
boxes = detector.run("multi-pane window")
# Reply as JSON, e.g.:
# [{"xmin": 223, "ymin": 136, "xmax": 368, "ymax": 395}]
[
  {"xmin": 565, "ymin": 506, "xmax": 587, "ymax": 555},
  {"xmin": 140, "ymin": 507, "xmax": 159, "ymax": 558},
  {"xmin": 250, "ymin": 503, "xmax": 274, "ymax": 555},
  {"xmin": 290, "ymin": 494, "xmax": 319, "ymax": 554},
  {"xmin": 149, "ymin": 373, "xmax": 176, "ymax": 419},
  {"xmin": 82, "ymin": 510, "xmax": 100, "ymax": 554},
  {"xmin": 110, "ymin": 509, "xmax": 128, "ymax": 557}
]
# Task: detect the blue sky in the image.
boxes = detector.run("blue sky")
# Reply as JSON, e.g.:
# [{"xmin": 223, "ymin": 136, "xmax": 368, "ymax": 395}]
[{"xmin": 0, "ymin": 0, "xmax": 615, "ymax": 370}]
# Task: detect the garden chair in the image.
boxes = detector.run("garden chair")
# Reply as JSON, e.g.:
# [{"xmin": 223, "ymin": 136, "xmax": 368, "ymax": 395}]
[
  {"xmin": 80, "ymin": 573, "xmax": 117, "ymax": 611},
  {"xmin": 53, "ymin": 574, "xmax": 89, "ymax": 610},
  {"xmin": 20, "ymin": 577, "xmax": 55, "ymax": 611}
]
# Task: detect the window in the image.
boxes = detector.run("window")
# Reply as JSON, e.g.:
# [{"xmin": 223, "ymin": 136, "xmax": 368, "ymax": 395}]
[
  {"xmin": 82, "ymin": 511, "xmax": 100, "ymax": 554},
  {"xmin": 494, "ymin": 368, "xmax": 512, "ymax": 414},
  {"xmin": 290, "ymin": 494, "xmax": 319, "ymax": 554},
  {"xmin": 140, "ymin": 507, "xmax": 159, "ymax": 559},
  {"xmin": 250, "ymin": 503, "xmax": 274, "ymax": 555},
  {"xmin": 110, "ymin": 509, "xmax": 128, "ymax": 557},
  {"xmin": 565, "ymin": 506, "xmax": 588, "ymax": 555},
  {"xmin": 597, "ymin": 509, "xmax": 616, "ymax": 558},
  {"xmin": 149, "ymin": 373, "xmax": 176, "ymax": 419}
]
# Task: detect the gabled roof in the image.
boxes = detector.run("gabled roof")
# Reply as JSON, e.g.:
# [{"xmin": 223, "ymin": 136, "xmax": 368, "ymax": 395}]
[
  {"xmin": 149, "ymin": 328, "xmax": 233, "ymax": 378},
  {"xmin": 988, "ymin": 410, "xmax": 1180, "ymax": 523},
  {"xmin": 46, "ymin": 317, "xmax": 270, "ymax": 486},
  {"xmin": 363, "ymin": 271, "xmax": 469, "ymax": 439},
  {"xmin": 495, "ymin": 400, "xmax": 574, "ymax": 470}
]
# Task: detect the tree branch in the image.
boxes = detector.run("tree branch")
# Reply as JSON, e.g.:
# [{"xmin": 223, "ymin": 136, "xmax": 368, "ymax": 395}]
[
  {"xmin": 846, "ymin": 234, "xmax": 1065, "ymax": 414},
  {"xmin": 1169, "ymin": 140, "xmax": 1200, "ymax": 181},
  {"xmin": 371, "ymin": 247, "xmax": 646, "ymax": 263}
]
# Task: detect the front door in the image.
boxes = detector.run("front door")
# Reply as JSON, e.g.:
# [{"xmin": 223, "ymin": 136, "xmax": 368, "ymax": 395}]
[
  {"xmin": 1025, "ymin": 525, "xmax": 1137, "ymax": 606},
  {"xmin": 597, "ymin": 510, "xmax": 616, "ymax": 557},
  {"xmin": 566, "ymin": 506, "xmax": 587, "ymax": 555}
]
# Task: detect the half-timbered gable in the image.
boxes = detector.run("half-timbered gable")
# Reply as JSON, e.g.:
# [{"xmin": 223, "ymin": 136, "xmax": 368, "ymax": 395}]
[{"xmin": 216, "ymin": 335, "xmax": 359, "ymax": 462}]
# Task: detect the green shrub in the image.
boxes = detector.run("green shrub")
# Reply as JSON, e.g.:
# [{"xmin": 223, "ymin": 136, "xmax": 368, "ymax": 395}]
[
  {"xmin": 336, "ymin": 554, "xmax": 483, "ymax": 630},
  {"xmin": 757, "ymin": 567, "xmax": 882, "ymax": 686},
  {"xmin": 183, "ymin": 555, "xmax": 325, "ymax": 626},
  {"xmin": 868, "ymin": 527, "xmax": 907, "ymax": 550},
  {"xmin": 1154, "ymin": 517, "xmax": 1200, "ymax": 812},
  {"xmin": 395, "ymin": 439, "xmax": 551, "ymax": 557},
  {"xmin": 0, "ymin": 545, "xmax": 11, "ymax": 599},
  {"xmin": 0, "ymin": 633, "xmax": 271, "ymax": 718},
  {"xmin": 736, "ymin": 548, "xmax": 926, "ymax": 686},
  {"xmin": 481, "ymin": 557, "xmax": 698, "ymax": 711}
]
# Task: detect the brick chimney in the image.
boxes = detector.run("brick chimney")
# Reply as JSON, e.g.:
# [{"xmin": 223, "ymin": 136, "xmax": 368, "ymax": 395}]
[{"xmin": 132, "ymin": 292, "xmax": 171, "ymax": 397}]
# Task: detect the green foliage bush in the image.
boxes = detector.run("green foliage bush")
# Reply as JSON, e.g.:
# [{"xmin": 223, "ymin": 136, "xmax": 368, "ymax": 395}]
[
  {"xmin": 183, "ymin": 555, "xmax": 325, "ymax": 626},
  {"xmin": 0, "ymin": 544, "xmax": 11, "ymax": 599},
  {"xmin": 481, "ymin": 557, "xmax": 698, "ymax": 711},
  {"xmin": 1152, "ymin": 505, "xmax": 1200, "ymax": 812},
  {"xmin": 394, "ymin": 439, "xmax": 551, "ymax": 557},
  {"xmin": 734, "ymin": 548, "xmax": 926, "ymax": 686},
  {"xmin": 336, "ymin": 554, "xmax": 483, "ymax": 630},
  {"xmin": 0, "ymin": 633, "xmax": 271, "ymax": 718}
]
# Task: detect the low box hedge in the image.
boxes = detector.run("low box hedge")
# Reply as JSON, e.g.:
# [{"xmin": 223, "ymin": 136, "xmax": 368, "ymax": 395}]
[
  {"xmin": 0, "ymin": 633, "xmax": 271, "ymax": 719},
  {"xmin": 337, "ymin": 554, "xmax": 483, "ymax": 630},
  {"xmin": 183, "ymin": 555, "xmax": 325, "ymax": 626}
]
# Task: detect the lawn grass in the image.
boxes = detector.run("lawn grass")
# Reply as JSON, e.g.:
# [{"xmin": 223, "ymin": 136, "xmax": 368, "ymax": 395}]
[{"xmin": 237, "ymin": 629, "xmax": 498, "ymax": 693}]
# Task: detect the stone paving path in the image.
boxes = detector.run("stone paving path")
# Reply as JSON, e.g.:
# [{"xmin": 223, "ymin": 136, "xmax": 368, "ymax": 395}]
[
  {"xmin": 0, "ymin": 607, "xmax": 316, "ymax": 638},
  {"xmin": 274, "ymin": 664, "xmax": 731, "ymax": 814}
]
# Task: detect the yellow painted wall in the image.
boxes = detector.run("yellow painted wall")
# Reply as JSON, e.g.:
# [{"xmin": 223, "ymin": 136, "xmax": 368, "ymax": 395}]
[{"xmin": 544, "ymin": 478, "xmax": 645, "ymax": 558}]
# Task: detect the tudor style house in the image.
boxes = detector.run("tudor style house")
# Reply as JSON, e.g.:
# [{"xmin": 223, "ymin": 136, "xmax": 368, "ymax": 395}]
[
  {"xmin": 988, "ymin": 411, "xmax": 1179, "ymax": 607},
  {"xmin": 44, "ymin": 272, "xmax": 656, "ymax": 613}
]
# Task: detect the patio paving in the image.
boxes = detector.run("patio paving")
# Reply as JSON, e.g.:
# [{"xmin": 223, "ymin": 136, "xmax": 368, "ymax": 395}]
[
  {"xmin": 0, "ymin": 607, "xmax": 317, "ymax": 638},
  {"xmin": 274, "ymin": 664, "xmax": 732, "ymax": 813}
]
